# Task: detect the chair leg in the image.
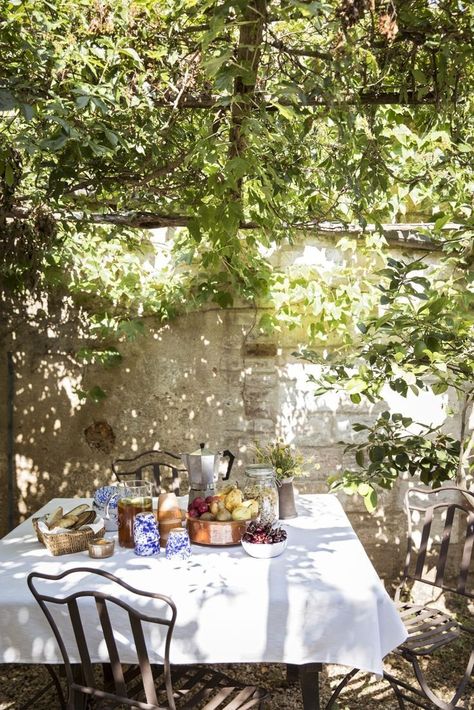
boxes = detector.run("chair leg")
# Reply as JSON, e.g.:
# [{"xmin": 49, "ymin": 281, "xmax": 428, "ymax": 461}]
[
  {"xmin": 18, "ymin": 664, "xmax": 66, "ymax": 710},
  {"xmin": 325, "ymin": 668, "xmax": 359, "ymax": 709},
  {"xmin": 448, "ymin": 646, "xmax": 474, "ymax": 708},
  {"xmin": 66, "ymin": 688, "xmax": 83, "ymax": 710},
  {"xmin": 46, "ymin": 665, "xmax": 67, "ymax": 710},
  {"xmin": 385, "ymin": 674, "xmax": 406, "ymax": 710},
  {"xmin": 409, "ymin": 653, "xmax": 472, "ymax": 710}
]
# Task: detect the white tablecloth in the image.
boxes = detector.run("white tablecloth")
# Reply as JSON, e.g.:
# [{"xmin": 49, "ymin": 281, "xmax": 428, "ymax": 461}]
[{"xmin": 0, "ymin": 494, "xmax": 406, "ymax": 674}]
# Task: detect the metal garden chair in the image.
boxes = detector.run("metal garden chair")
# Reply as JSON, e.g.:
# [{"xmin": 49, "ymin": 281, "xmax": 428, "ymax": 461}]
[
  {"xmin": 327, "ymin": 485, "xmax": 474, "ymax": 709},
  {"xmin": 112, "ymin": 449, "xmax": 187, "ymax": 497},
  {"xmin": 28, "ymin": 567, "xmax": 268, "ymax": 710}
]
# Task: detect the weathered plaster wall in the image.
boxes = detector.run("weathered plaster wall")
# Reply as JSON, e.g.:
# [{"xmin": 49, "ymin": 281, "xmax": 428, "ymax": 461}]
[{"xmin": 0, "ymin": 234, "xmax": 470, "ymax": 584}]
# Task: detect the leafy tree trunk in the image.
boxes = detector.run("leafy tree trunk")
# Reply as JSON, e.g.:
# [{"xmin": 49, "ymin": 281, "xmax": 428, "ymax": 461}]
[{"xmin": 229, "ymin": 0, "xmax": 267, "ymax": 183}]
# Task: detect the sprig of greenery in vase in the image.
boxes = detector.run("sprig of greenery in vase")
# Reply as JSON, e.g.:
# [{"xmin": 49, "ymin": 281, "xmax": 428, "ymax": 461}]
[{"xmin": 254, "ymin": 440, "xmax": 307, "ymax": 484}]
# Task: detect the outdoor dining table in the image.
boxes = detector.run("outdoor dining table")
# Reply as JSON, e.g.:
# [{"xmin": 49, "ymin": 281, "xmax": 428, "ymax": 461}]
[{"xmin": 0, "ymin": 493, "xmax": 407, "ymax": 709}]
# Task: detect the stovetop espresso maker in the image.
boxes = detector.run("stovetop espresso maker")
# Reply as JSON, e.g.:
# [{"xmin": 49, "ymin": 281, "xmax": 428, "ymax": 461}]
[{"xmin": 181, "ymin": 443, "xmax": 235, "ymax": 504}]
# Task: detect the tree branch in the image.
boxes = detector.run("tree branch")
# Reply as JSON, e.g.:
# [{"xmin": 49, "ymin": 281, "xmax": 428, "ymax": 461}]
[
  {"xmin": 5, "ymin": 206, "xmax": 447, "ymax": 250},
  {"xmin": 64, "ymin": 154, "xmax": 189, "ymax": 195},
  {"xmin": 153, "ymin": 90, "xmax": 437, "ymax": 109},
  {"xmin": 268, "ymin": 37, "xmax": 333, "ymax": 62}
]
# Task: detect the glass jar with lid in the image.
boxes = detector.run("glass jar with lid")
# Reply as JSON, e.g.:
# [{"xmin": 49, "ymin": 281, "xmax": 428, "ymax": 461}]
[{"xmin": 243, "ymin": 465, "xmax": 279, "ymax": 524}]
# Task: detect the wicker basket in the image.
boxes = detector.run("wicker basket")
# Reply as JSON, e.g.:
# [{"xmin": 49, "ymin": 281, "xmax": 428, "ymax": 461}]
[{"xmin": 33, "ymin": 517, "xmax": 105, "ymax": 556}]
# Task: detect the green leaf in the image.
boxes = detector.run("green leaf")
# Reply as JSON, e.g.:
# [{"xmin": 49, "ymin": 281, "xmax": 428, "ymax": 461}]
[
  {"xmin": 0, "ymin": 89, "xmax": 16, "ymax": 111},
  {"xmin": 213, "ymin": 291, "xmax": 233, "ymax": 308},
  {"xmin": 369, "ymin": 446, "xmax": 385, "ymax": 463},
  {"xmin": 272, "ymin": 102, "xmax": 297, "ymax": 121},
  {"xmin": 21, "ymin": 103, "xmax": 34, "ymax": 121},
  {"xmin": 120, "ymin": 47, "xmax": 142, "ymax": 63},
  {"xmin": 75, "ymin": 95, "xmax": 90, "ymax": 109},
  {"xmin": 358, "ymin": 482, "xmax": 371, "ymax": 496},
  {"xmin": 4, "ymin": 163, "xmax": 14, "ymax": 187},
  {"xmin": 363, "ymin": 487, "xmax": 378, "ymax": 513},
  {"xmin": 347, "ymin": 379, "xmax": 367, "ymax": 394},
  {"xmin": 87, "ymin": 386, "xmax": 107, "ymax": 403}
]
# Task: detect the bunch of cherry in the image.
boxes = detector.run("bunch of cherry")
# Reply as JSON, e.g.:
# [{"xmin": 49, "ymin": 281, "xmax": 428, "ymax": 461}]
[{"xmin": 242, "ymin": 521, "xmax": 287, "ymax": 544}]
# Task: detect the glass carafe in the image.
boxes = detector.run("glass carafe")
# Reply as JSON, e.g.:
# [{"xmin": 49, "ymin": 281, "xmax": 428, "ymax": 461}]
[{"xmin": 115, "ymin": 480, "xmax": 153, "ymax": 548}]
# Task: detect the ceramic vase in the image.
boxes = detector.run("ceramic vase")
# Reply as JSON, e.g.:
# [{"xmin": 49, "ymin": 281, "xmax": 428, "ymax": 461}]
[{"xmin": 278, "ymin": 477, "xmax": 298, "ymax": 520}]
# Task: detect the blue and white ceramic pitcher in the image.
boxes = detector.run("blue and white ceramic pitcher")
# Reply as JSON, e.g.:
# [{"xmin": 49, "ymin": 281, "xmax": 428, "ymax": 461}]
[{"xmin": 93, "ymin": 485, "xmax": 119, "ymax": 532}]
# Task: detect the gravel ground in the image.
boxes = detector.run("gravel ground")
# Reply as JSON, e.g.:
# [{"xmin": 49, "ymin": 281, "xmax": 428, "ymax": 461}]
[{"xmin": 0, "ymin": 653, "xmax": 473, "ymax": 709}]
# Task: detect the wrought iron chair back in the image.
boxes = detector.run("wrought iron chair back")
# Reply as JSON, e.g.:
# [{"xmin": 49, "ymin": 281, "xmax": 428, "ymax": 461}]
[
  {"xmin": 326, "ymin": 486, "xmax": 474, "ymax": 710},
  {"xmin": 28, "ymin": 567, "xmax": 177, "ymax": 710},
  {"xmin": 112, "ymin": 449, "xmax": 187, "ymax": 496},
  {"xmin": 398, "ymin": 486, "xmax": 474, "ymax": 600}
]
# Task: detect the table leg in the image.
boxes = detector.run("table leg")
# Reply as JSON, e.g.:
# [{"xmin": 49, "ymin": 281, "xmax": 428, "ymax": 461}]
[
  {"xmin": 298, "ymin": 663, "xmax": 322, "ymax": 710},
  {"xmin": 286, "ymin": 664, "xmax": 300, "ymax": 684}
]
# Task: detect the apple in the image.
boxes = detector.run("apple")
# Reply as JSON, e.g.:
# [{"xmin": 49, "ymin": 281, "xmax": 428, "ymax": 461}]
[
  {"xmin": 188, "ymin": 508, "xmax": 199, "ymax": 518},
  {"xmin": 197, "ymin": 502, "xmax": 209, "ymax": 515}
]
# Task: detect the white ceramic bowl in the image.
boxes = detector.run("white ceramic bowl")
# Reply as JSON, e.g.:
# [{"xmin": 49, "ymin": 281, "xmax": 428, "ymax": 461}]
[{"xmin": 241, "ymin": 538, "xmax": 287, "ymax": 559}]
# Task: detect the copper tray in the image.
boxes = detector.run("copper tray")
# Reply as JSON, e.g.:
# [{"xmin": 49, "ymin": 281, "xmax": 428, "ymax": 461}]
[{"xmin": 186, "ymin": 516, "xmax": 248, "ymax": 546}]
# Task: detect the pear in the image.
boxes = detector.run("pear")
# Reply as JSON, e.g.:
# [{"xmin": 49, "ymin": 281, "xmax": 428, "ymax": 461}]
[
  {"xmin": 248, "ymin": 500, "xmax": 259, "ymax": 518},
  {"xmin": 209, "ymin": 500, "xmax": 221, "ymax": 516},
  {"xmin": 199, "ymin": 512, "xmax": 215, "ymax": 521},
  {"xmin": 224, "ymin": 489, "xmax": 243, "ymax": 512},
  {"xmin": 232, "ymin": 505, "xmax": 252, "ymax": 521},
  {"xmin": 216, "ymin": 508, "xmax": 232, "ymax": 522}
]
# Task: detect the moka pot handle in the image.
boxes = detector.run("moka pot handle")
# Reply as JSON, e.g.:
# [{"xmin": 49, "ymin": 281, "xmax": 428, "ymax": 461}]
[{"xmin": 221, "ymin": 450, "xmax": 235, "ymax": 481}]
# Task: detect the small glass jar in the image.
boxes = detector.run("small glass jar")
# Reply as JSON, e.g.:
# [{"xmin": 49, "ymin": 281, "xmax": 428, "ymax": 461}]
[{"xmin": 243, "ymin": 465, "xmax": 279, "ymax": 524}]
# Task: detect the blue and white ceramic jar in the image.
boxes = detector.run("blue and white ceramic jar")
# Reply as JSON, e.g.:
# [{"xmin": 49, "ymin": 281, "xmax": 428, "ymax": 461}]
[
  {"xmin": 165, "ymin": 527, "xmax": 191, "ymax": 561},
  {"xmin": 133, "ymin": 512, "xmax": 160, "ymax": 556},
  {"xmin": 93, "ymin": 485, "xmax": 119, "ymax": 508},
  {"xmin": 93, "ymin": 485, "xmax": 119, "ymax": 532}
]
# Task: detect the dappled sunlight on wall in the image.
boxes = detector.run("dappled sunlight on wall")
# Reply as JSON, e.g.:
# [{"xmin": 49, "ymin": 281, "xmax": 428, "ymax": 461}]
[
  {"xmin": 381, "ymin": 384, "xmax": 449, "ymax": 430},
  {"xmin": 1, "ymin": 281, "xmax": 470, "ymax": 583}
]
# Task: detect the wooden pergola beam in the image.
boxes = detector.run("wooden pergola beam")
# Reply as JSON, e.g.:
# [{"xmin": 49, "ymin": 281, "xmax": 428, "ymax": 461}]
[
  {"xmin": 152, "ymin": 91, "xmax": 437, "ymax": 109},
  {"xmin": 11, "ymin": 208, "xmax": 444, "ymax": 250}
]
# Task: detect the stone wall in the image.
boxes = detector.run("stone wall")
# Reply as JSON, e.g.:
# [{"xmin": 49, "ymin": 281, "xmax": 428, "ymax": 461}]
[{"xmin": 0, "ymin": 231, "xmax": 470, "ymax": 584}]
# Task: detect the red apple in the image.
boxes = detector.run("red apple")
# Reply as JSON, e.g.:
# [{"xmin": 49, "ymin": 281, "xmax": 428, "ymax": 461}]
[
  {"xmin": 197, "ymin": 502, "xmax": 209, "ymax": 515},
  {"xmin": 188, "ymin": 508, "xmax": 199, "ymax": 518}
]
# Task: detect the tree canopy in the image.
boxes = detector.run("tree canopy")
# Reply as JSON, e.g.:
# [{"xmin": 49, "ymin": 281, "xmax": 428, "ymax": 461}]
[
  {"xmin": 1, "ymin": 0, "xmax": 474, "ymax": 323},
  {"xmin": 1, "ymin": 0, "xmax": 473, "ymax": 498}
]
